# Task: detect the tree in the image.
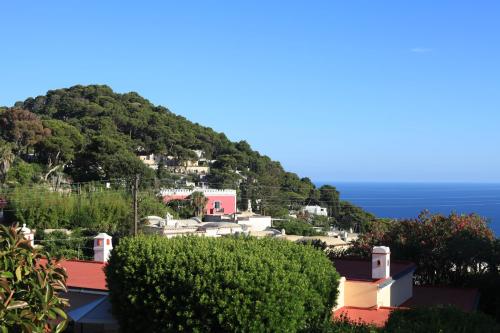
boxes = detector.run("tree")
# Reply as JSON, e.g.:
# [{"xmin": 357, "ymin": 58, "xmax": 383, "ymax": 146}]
[
  {"xmin": 68, "ymin": 136, "xmax": 154, "ymax": 182},
  {"xmin": 319, "ymin": 185, "xmax": 340, "ymax": 219},
  {"xmin": 189, "ymin": 191, "xmax": 208, "ymax": 218},
  {"xmin": 339, "ymin": 211, "xmax": 500, "ymax": 322},
  {"xmin": 0, "ymin": 108, "xmax": 49, "ymax": 155},
  {"xmin": 273, "ymin": 219, "xmax": 325, "ymax": 236},
  {"xmin": 106, "ymin": 236, "xmax": 340, "ymax": 333},
  {"xmin": 0, "ymin": 225, "xmax": 69, "ymax": 332},
  {"xmin": 0, "ymin": 140, "xmax": 15, "ymax": 184},
  {"xmin": 337, "ymin": 201, "xmax": 376, "ymax": 233},
  {"xmin": 36, "ymin": 119, "xmax": 84, "ymax": 180}
]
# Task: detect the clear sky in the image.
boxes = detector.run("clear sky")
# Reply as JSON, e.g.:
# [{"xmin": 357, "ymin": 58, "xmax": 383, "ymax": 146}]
[{"xmin": 1, "ymin": 1, "xmax": 499, "ymax": 182}]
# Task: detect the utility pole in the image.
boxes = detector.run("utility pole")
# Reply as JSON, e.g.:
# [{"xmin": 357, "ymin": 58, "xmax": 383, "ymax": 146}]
[{"xmin": 133, "ymin": 174, "xmax": 139, "ymax": 236}]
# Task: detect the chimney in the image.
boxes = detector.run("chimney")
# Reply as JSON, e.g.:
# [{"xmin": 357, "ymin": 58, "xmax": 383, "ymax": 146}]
[
  {"xmin": 372, "ymin": 246, "xmax": 390, "ymax": 279},
  {"xmin": 19, "ymin": 224, "xmax": 35, "ymax": 247},
  {"xmin": 93, "ymin": 233, "xmax": 113, "ymax": 263}
]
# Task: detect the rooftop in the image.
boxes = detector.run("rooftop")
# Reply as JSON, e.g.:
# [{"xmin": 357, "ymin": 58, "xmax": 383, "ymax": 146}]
[
  {"xmin": 333, "ymin": 306, "xmax": 394, "ymax": 327},
  {"xmin": 39, "ymin": 259, "xmax": 107, "ymax": 291},
  {"xmin": 332, "ymin": 258, "xmax": 416, "ymax": 282},
  {"xmin": 402, "ymin": 286, "xmax": 479, "ymax": 312},
  {"xmin": 333, "ymin": 286, "xmax": 479, "ymax": 327}
]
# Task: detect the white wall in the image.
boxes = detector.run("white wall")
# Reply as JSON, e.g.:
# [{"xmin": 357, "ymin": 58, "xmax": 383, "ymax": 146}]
[
  {"xmin": 238, "ymin": 216, "xmax": 271, "ymax": 232},
  {"xmin": 333, "ymin": 277, "xmax": 346, "ymax": 310},
  {"xmin": 390, "ymin": 272, "xmax": 413, "ymax": 306}
]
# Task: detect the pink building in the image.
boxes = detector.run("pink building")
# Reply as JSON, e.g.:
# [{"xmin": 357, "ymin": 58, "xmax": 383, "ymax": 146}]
[{"xmin": 160, "ymin": 188, "xmax": 237, "ymax": 215}]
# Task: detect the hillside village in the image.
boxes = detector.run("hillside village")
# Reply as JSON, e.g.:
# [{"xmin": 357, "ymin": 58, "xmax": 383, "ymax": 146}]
[{"xmin": 1, "ymin": 86, "xmax": 499, "ymax": 332}]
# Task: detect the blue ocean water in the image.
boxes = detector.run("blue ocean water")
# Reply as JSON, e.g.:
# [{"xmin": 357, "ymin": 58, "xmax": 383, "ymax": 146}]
[{"xmin": 316, "ymin": 182, "xmax": 500, "ymax": 236}]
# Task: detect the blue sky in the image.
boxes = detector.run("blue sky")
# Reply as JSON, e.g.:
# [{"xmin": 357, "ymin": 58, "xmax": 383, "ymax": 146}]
[{"xmin": 1, "ymin": 1, "xmax": 499, "ymax": 182}]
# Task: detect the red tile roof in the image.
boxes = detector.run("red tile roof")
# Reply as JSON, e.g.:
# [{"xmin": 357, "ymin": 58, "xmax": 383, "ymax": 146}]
[
  {"xmin": 332, "ymin": 258, "xmax": 416, "ymax": 282},
  {"xmin": 39, "ymin": 259, "xmax": 107, "ymax": 291},
  {"xmin": 333, "ymin": 286, "xmax": 479, "ymax": 327},
  {"xmin": 333, "ymin": 306, "xmax": 395, "ymax": 327},
  {"xmin": 402, "ymin": 286, "xmax": 479, "ymax": 312}
]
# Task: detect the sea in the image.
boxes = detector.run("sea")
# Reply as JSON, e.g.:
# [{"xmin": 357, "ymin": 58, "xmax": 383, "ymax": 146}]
[{"xmin": 316, "ymin": 182, "xmax": 500, "ymax": 236}]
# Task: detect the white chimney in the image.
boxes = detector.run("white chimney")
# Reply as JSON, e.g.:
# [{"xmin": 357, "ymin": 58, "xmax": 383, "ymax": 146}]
[
  {"xmin": 93, "ymin": 233, "xmax": 113, "ymax": 263},
  {"xmin": 372, "ymin": 246, "xmax": 390, "ymax": 279},
  {"xmin": 19, "ymin": 224, "xmax": 35, "ymax": 247}
]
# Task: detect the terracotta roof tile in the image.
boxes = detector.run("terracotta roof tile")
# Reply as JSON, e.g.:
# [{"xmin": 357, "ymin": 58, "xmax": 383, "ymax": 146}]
[
  {"xmin": 333, "ymin": 306, "xmax": 395, "ymax": 327},
  {"xmin": 39, "ymin": 259, "xmax": 107, "ymax": 291}
]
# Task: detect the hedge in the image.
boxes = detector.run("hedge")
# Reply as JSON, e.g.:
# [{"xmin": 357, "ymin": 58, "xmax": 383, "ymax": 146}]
[
  {"xmin": 106, "ymin": 235, "xmax": 340, "ymax": 333},
  {"xmin": 384, "ymin": 306, "xmax": 500, "ymax": 333}
]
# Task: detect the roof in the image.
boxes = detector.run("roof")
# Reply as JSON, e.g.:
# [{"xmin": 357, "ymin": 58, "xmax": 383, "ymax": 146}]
[
  {"xmin": 68, "ymin": 296, "xmax": 118, "ymax": 326},
  {"xmin": 39, "ymin": 259, "xmax": 107, "ymax": 291},
  {"xmin": 199, "ymin": 222, "xmax": 242, "ymax": 229},
  {"xmin": 332, "ymin": 258, "xmax": 416, "ymax": 282},
  {"xmin": 402, "ymin": 286, "xmax": 479, "ymax": 312},
  {"xmin": 333, "ymin": 306, "xmax": 395, "ymax": 327}
]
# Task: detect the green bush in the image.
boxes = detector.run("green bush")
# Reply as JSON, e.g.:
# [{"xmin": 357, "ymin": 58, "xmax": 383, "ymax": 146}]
[
  {"xmin": 5, "ymin": 186, "xmax": 171, "ymax": 236},
  {"xmin": 106, "ymin": 236, "xmax": 340, "ymax": 333},
  {"xmin": 273, "ymin": 219, "xmax": 325, "ymax": 236},
  {"xmin": 384, "ymin": 306, "xmax": 500, "ymax": 333}
]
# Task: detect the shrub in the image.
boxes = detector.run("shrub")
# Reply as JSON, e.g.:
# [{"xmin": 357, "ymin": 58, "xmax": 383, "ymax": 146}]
[
  {"xmin": 326, "ymin": 315, "xmax": 379, "ymax": 333},
  {"xmin": 106, "ymin": 235, "xmax": 340, "ymax": 333},
  {"xmin": 384, "ymin": 306, "xmax": 500, "ymax": 333},
  {"xmin": 273, "ymin": 219, "xmax": 325, "ymax": 236},
  {"xmin": 0, "ymin": 224, "xmax": 69, "ymax": 332}
]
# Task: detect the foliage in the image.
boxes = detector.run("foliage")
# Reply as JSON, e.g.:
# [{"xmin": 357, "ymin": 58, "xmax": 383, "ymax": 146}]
[
  {"xmin": 384, "ymin": 306, "xmax": 500, "ymax": 333},
  {"xmin": 4, "ymin": 186, "xmax": 171, "ymax": 236},
  {"xmin": 0, "ymin": 140, "xmax": 15, "ymax": 184},
  {"xmin": 319, "ymin": 185, "xmax": 341, "ymax": 219},
  {"xmin": 341, "ymin": 211, "xmax": 500, "ymax": 322},
  {"xmin": 337, "ymin": 202, "xmax": 377, "ymax": 233},
  {"xmin": 325, "ymin": 316, "xmax": 379, "ymax": 333},
  {"xmin": 189, "ymin": 191, "xmax": 208, "ymax": 218},
  {"xmin": 345, "ymin": 211, "xmax": 495, "ymax": 285},
  {"xmin": 0, "ymin": 224, "xmax": 69, "ymax": 332},
  {"xmin": 1, "ymin": 85, "xmax": 373, "ymax": 219},
  {"xmin": 0, "ymin": 108, "xmax": 50, "ymax": 155},
  {"xmin": 5, "ymin": 159, "xmax": 43, "ymax": 186},
  {"xmin": 297, "ymin": 238, "xmax": 328, "ymax": 251},
  {"xmin": 106, "ymin": 236, "xmax": 340, "ymax": 333},
  {"xmin": 165, "ymin": 199, "xmax": 195, "ymax": 219},
  {"xmin": 35, "ymin": 229, "xmax": 93, "ymax": 260},
  {"xmin": 273, "ymin": 219, "xmax": 325, "ymax": 236},
  {"xmin": 36, "ymin": 119, "xmax": 84, "ymax": 180}
]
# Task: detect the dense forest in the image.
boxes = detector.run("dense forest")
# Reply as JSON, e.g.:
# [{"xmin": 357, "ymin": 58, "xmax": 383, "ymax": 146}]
[{"xmin": 0, "ymin": 85, "xmax": 375, "ymax": 229}]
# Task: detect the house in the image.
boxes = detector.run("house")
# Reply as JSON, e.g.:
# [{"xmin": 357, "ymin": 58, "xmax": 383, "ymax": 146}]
[
  {"xmin": 39, "ymin": 233, "xmax": 118, "ymax": 333},
  {"xmin": 138, "ymin": 150, "xmax": 211, "ymax": 175},
  {"xmin": 32, "ymin": 230, "xmax": 479, "ymax": 331},
  {"xmin": 142, "ymin": 214, "xmax": 243, "ymax": 238},
  {"xmin": 160, "ymin": 188, "xmax": 237, "ymax": 215},
  {"xmin": 332, "ymin": 246, "xmax": 479, "ymax": 327},
  {"xmin": 236, "ymin": 213, "xmax": 272, "ymax": 232},
  {"xmin": 302, "ymin": 205, "xmax": 328, "ymax": 216}
]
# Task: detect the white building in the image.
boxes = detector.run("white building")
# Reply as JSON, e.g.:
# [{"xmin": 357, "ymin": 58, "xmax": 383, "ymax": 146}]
[
  {"xmin": 302, "ymin": 205, "xmax": 328, "ymax": 216},
  {"xmin": 236, "ymin": 214, "xmax": 272, "ymax": 232},
  {"xmin": 142, "ymin": 214, "xmax": 243, "ymax": 238}
]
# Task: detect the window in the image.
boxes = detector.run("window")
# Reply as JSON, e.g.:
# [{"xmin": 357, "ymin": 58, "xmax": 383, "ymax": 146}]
[{"xmin": 214, "ymin": 201, "xmax": 221, "ymax": 209}]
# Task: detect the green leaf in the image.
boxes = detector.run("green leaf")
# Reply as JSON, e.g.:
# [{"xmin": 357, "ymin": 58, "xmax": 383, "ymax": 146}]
[{"xmin": 15, "ymin": 266, "xmax": 22, "ymax": 281}]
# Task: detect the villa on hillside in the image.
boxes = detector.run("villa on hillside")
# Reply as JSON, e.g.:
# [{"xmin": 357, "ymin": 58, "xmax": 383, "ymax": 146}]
[
  {"xmin": 160, "ymin": 188, "xmax": 237, "ymax": 215},
  {"xmin": 302, "ymin": 205, "xmax": 328, "ymax": 216},
  {"xmin": 137, "ymin": 150, "xmax": 211, "ymax": 175}
]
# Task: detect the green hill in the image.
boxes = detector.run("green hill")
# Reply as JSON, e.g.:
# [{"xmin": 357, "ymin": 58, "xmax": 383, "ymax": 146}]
[{"xmin": 0, "ymin": 85, "xmax": 375, "ymax": 227}]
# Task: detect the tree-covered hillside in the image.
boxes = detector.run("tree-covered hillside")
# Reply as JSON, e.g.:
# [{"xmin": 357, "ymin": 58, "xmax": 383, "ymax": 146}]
[{"xmin": 0, "ymin": 85, "xmax": 374, "ymax": 226}]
